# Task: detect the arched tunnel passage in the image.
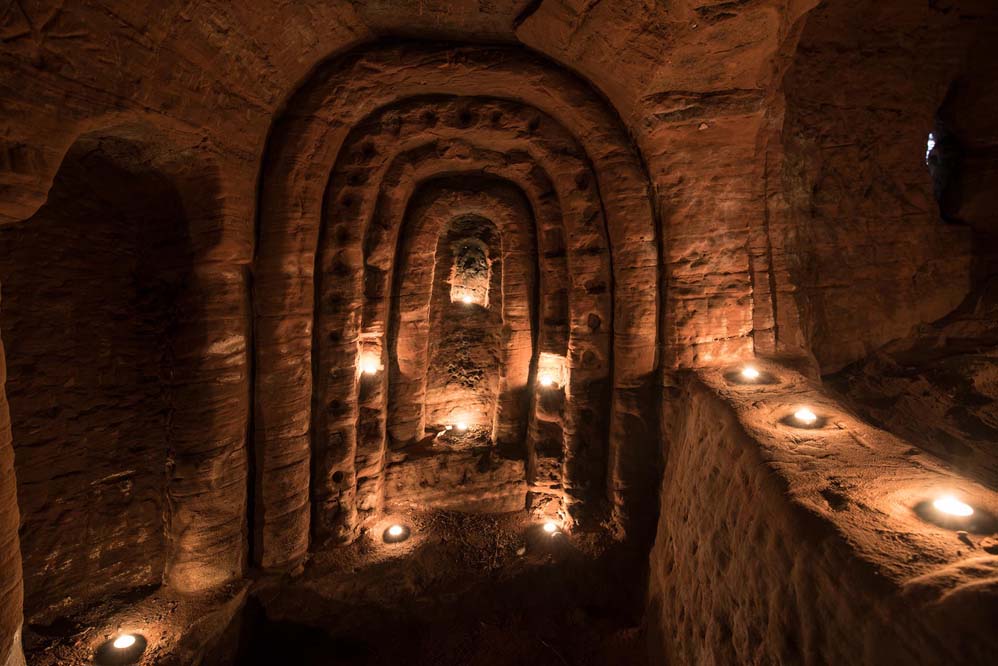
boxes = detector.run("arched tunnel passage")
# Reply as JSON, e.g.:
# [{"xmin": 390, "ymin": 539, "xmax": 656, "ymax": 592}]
[{"xmin": 7, "ymin": 3, "xmax": 998, "ymax": 663}]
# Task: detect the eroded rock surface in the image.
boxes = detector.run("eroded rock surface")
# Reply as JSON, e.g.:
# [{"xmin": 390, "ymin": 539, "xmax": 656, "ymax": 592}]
[{"xmin": 0, "ymin": 2, "xmax": 996, "ymax": 665}]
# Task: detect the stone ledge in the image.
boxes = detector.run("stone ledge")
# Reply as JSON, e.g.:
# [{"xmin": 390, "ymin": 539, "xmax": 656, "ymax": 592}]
[{"xmin": 648, "ymin": 363, "xmax": 998, "ymax": 664}]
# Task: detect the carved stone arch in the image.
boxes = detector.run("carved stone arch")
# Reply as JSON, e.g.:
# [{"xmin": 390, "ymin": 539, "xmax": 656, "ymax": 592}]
[
  {"xmin": 254, "ymin": 43, "xmax": 658, "ymax": 571},
  {"xmin": 317, "ymin": 138, "xmax": 612, "ymax": 541},
  {"xmin": 387, "ymin": 182, "xmax": 538, "ymax": 518},
  {"xmin": 389, "ymin": 182, "xmax": 538, "ymax": 443}
]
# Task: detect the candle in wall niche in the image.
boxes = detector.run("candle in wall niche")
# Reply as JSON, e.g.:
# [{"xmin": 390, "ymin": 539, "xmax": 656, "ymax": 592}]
[
  {"xmin": 462, "ymin": 294, "xmax": 474, "ymax": 305},
  {"xmin": 537, "ymin": 352, "xmax": 566, "ymax": 390},
  {"xmin": 360, "ymin": 354, "xmax": 380, "ymax": 376}
]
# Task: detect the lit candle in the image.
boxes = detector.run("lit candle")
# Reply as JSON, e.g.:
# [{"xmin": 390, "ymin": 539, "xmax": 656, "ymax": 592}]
[
  {"xmin": 456, "ymin": 421, "xmax": 468, "ymax": 432},
  {"xmin": 542, "ymin": 521, "xmax": 558, "ymax": 534},
  {"xmin": 383, "ymin": 523, "xmax": 411, "ymax": 543},
  {"xmin": 793, "ymin": 407, "xmax": 818, "ymax": 426},
  {"xmin": 462, "ymin": 295, "xmax": 473, "ymax": 304},
  {"xmin": 113, "ymin": 635, "xmax": 136, "ymax": 650},
  {"xmin": 741, "ymin": 366, "xmax": 760, "ymax": 381},
  {"xmin": 360, "ymin": 356, "xmax": 379, "ymax": 375},
  {"xmin": 933, "ymin": 495, "xmax": 974, "ymax": 517},
  {"xmin": 539, "ymin": 373, "xmax": 554, "ymax": 387}
]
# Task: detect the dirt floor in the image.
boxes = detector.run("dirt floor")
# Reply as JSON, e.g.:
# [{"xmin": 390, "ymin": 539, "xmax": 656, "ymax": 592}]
[
  {"xmin": 238, "ymin": 510, "xmax": 649, "ymax": 666},
  {"xmin": 22, "ymin": 510, "xmax": 650, "ymax": 666}
]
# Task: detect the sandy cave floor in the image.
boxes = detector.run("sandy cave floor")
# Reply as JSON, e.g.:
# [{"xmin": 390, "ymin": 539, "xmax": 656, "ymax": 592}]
[{"xmin": 23, "ymin": 510, "xmax": 649, "ymax": 666}]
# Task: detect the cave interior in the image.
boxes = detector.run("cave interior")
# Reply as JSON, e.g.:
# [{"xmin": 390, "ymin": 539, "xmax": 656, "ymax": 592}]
[{"xmin": 1, "ymin": 1, "xmax": 998, "ymax": 665}]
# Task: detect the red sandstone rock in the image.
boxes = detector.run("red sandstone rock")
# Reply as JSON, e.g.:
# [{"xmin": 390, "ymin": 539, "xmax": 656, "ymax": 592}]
[{"xmin": 0, "ymin": 2, "xmax": 996, "ymax": 664}]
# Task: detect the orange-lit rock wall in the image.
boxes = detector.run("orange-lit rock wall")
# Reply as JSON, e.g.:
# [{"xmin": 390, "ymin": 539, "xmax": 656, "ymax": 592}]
[
  {"xmin": 0, "ymin": 1, "xmax": 995, "ymax": 662},
  {"xmin": 774, "ymin": 0, "xmax": 998, "ymax": 372},
  {"xmin": 649, "ymin": 370, "xmax": 998, "ymax": 665}
]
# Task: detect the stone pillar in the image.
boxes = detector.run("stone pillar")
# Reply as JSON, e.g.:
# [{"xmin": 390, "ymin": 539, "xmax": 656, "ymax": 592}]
[
  {"xmin": 0, "ymin": 297, "xmax": 25, "ymax": 666},
  {"xmin": 165, "ymin": 263, "xmax": 250, "ymax": 592}
]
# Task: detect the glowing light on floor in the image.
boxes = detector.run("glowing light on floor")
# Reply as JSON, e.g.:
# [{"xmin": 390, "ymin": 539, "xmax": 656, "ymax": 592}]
[
  {"xmin": 95, "ymin": 633, "xmax": 146, "ymax": 666},
  {"xmin": 933, "ymin": 495, "xmax": 974, "ymax": 517},
  {"xmin": 456, "ymin": 421, "xmax": 468, "ymax": 432},
  {"xmin": 740, "ymin": 366, "xmax": 760, "ymax": 381},
  {"xmin": 543, "ymin": 521, "xmax": 558, "ymax": 534},
  {"xmin": 383, "ymin": 523, "xmax": 411, "ymax": 543},
  {"xmin": 539, "ymin": 373, "xmax": 554, "ymax": 387},
  {"xmin": 793, "ymin": 407, "xmax": 818, "ymax": 426}
]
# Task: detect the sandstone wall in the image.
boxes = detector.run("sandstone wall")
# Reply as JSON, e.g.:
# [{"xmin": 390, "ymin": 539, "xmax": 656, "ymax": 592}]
[
  {"xmin": 774, "ymin": 0, "xmax": 998, "ymax": 372},
  {"xmin": 0, "ymin": 140, "xmax": 180, "ymax": 618},
  {"xmin": 828, "ymin": 16, "xmax": 998, "ymax": 495},
  {"xmin": 0, "ymin": 128, "xmax": 250, "ymax": 628},
  {"xmin": 0, "ymin": 306, "xmax": 24, "ymax": 666},
  {"xmin": 0, "ymin": 0, "xmax": 993, "ymax": 654},
  {"xmin": 649, "ymin": 368, "xmax": 998, "ymax": 664}
]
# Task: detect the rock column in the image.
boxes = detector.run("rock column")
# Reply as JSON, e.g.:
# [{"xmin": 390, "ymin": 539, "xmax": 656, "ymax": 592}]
[{"xmin": 0, "ymin": 302, "xmax": 25, "ymax": 666}]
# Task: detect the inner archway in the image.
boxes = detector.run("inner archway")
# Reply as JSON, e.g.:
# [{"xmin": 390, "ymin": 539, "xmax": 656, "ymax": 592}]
[{"xmin": 253, "ymin": 43, "xmax": 658, "ymax": 569}]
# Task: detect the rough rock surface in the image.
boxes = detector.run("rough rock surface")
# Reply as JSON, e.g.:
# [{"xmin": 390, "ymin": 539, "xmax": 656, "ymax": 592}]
[
  {"xmin": 830, "ymin": 279, "xmax": 998, "ymax": 492},
  {"xmin": 649, "ymin": 367, "xmax": 998, "ymax": 664},
  {"xmin": 774, "ymin": 0, "xmax": 998, "ymax": 372},
  {"xmin": 385, "ymin": 442, "xmax": 527, "ymax": 514},
  {"xmin": 0, "ymin": 133, "xmax": 249, "ymax": 621},
  {"xmin": 0, "ymin": 306, "xmax": 23, "ymax": 666},
  {"xmin": 0, "ymin": 139, "xmax": 177, "ymax": 618},
  {"xmin": 256, "ymin": 45, "xmax": 656, "ymax": 565},
  {"xmin": 0, "ymin": 1, "xmax": 997, "ymax": 664}
]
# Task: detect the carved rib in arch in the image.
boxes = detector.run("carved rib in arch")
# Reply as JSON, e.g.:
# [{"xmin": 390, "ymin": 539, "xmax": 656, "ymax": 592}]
[
  {"xmin": 316, "ymin": 136, "xmax": 611, "ymax": 541},
  {"xmin": 255, "ymin": 44, "xmax": 657, "ymax": 570},
  {"xmin": 322, "ymin": 131, "xmax": 616, "ymax": 528},
  {"xmin": 313, "ymin": 143, "xmax": 573, "ymax": 542}
]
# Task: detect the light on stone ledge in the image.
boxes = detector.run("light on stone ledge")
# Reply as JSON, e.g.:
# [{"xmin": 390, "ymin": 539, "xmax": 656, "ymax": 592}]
[
  {"xmin": 462, "ymin": 294, "xmax": 474, "ymax": 305},
  {"xmin": 538, "ymin": 372, "xmax": 555, "ymax": 387},
  {"xmin": 913, "ymin": 492, "xmax": 995, "ymax": 532},
  {"xmin": 542, "ymin": 521, "xmax": 559, "ymax": 535},
  {"xmin": 793, "ymin": 407, "xmax": 818, "ymax": 426},
  {"xmin": 455, "ymin": 421, "xmax": 468, "ymax": 432},
  {"xmin": 113, "ymin": 635, "xmax": 136, "ymax": 650},
  {"xmin": 933, "ymin": 495, "xmax": 974, "ymax": 517},
  {"xmin": 725, "ymin": 363, "xmax": 775, "ymax": 386}
]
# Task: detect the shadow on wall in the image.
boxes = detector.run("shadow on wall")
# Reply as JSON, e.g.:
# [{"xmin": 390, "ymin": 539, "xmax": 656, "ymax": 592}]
[{"xmin": 0, "ymin": 132, "xmax": 196, "ymax": 621}]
